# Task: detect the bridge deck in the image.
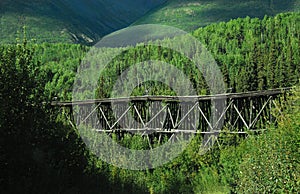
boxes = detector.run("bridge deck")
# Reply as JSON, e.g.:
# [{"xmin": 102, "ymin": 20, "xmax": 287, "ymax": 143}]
[{"xmin": 52, "ymin": 87, "xmax": 291, "ymax": 106}]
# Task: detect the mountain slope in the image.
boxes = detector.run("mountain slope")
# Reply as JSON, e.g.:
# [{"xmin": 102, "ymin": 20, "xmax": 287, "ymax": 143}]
[
  {"xmin": 0, "ymin": 0, "xmax": 166, "ymax": 44},
  {"xmin": 134, "ymin": 0, "xmax": 300, "ymax": 31}
]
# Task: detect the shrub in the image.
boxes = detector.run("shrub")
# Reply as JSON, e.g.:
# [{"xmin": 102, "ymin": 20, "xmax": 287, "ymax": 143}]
[{"xmin": 235, "ymin": 88, "xmax": 300, "ymax": 193}]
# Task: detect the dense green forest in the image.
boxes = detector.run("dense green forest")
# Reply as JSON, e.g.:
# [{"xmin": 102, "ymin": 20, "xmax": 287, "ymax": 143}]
[
  {"xmin": 1, "ymin": 12, "xmax": 299, "ymax": 193},
  {"xmin": 37, "ymin": 12, "xmax": 300, "ymax": 101}
]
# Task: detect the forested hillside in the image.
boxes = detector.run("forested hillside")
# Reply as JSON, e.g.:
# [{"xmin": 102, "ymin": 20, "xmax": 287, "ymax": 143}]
[
  {"xmin": 193, "ymin": 12, "xmax": 300, "ymax": 92},
  {"xmin": 1, "ymin": 11, "xmax": 299, "ymax": 193},
  {"xmin": 0, "ymin": 0, "xmax": 166, "ymax": 44},
  {"xmin": 135, "ymin": 0, "xmax": 300, "ymax": 31},
  {"xmin": 1, "ymin": 0, "xmax": 299, "ymax": 44},
  {"xmin": 36, "ymin": 12, "xmax": 300, "ymax": 101}
]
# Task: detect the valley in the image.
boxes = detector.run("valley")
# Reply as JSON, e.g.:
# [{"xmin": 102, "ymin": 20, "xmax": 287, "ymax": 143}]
[
  {"xmin": 0, "ymin": 1, "xmax": 299, "ymax": 193},
  {"xmin": 0, "ymin": 0, "xmax": 166, "ymax": 44},
  {"xmin": 1, "ymin": 0, "xmax": 299, "ymax": 44}
]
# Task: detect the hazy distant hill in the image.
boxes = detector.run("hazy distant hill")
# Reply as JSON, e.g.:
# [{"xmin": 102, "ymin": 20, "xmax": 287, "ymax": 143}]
[
  {"xmin": 134, "ymin": 0, "xmax": 300, "ymax": 31},
  {"xmin": 0, "ymin": 0, "xmax": 166, "ymax": 44}
]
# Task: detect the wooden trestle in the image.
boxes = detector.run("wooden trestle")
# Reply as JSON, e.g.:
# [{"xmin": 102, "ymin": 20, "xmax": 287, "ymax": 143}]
[{"xmin": 52, "ymin": 88, "xmax": 290, "ymax": 137}]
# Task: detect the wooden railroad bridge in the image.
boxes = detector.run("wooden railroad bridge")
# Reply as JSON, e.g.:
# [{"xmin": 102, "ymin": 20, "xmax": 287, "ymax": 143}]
[{"xmin": 52, "ymin": 88, "xmax": 290, "ymax": 141}]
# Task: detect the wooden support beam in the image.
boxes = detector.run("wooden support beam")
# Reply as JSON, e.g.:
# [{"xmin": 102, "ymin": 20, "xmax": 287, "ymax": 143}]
[
  {"xmin": 93, "ymin": 128, "xmax": 267, "ymax": 134},
  {"xmin": 249, "ymin": 96, "xmax": 272, "ymax": 128}
]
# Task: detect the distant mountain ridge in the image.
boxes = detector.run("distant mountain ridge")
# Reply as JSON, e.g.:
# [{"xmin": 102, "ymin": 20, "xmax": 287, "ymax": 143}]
[{"xmin": 0, "ymin": 0, "xmax": 166, "ymax": 44}]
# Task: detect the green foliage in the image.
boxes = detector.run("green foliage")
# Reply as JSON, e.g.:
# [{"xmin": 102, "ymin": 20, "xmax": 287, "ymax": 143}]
[
  {"xmin": 0, "ymin": 13, "xmax": 74, "ymax": 44},
  {"xmin": 0, "ymin": 38, "xmax": 40, "ymax": 133},
  {"xmin": 218, "ymin": 87, "xmax": 300, "ymax": 193},
  {"xmin": 94, "ymin": 45, "xmax": 209, "ymax": 99},
  {"xmin": 194, "ymin": 12, "xmax": 300, "ymax": 91},
  {"xmin": 235, "ymin": 88, "xmax": 300, "ymax": 193},
  {"xmin": 35, "ymin": 43, "xmax": 88, "ymax": 101},
  {"xmin": 0, "ymin": 39, "xmax": 144, "ymax": 193}
]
